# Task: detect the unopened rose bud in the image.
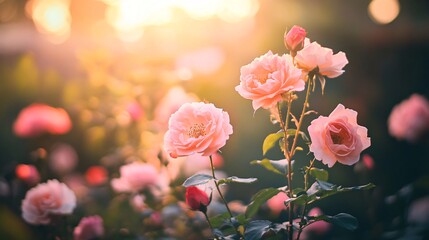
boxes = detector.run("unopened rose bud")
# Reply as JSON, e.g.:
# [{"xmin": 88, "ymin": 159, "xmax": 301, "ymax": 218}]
[
  {"xmin": 284, "ymin": 25, "xmax": 307, "ymax": 55},
  {"xmin": 185, "ymin": 186, "xmax": 210, "ymax": 213}
]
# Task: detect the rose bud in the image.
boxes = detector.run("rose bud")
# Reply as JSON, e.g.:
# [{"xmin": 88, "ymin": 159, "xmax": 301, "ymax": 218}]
[
  {"xmin": 185, "ymin": 186, "xmax": 211, "ymax": 213},
  {"xmin": 284, "ymin": 25, "xmax": 307, "ymax": 55}
]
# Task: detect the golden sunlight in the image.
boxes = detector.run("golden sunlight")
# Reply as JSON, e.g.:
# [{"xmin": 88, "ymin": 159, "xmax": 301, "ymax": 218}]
[
  {"xmin": 26, "ymin": 0, "xmax": 71, "ymax": 44},
  {"xmin": 368, "ymin": 0, "xmax": 400, "ymax": 25}
]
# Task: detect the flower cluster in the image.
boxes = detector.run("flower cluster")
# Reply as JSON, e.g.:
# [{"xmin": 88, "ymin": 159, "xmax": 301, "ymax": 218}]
[
  {"xmin": 11, "ymin": 25, "xmax": 376, "ymax": 240},
  {"xmin": 161, "ymin": 25, "xmax": 374, "ymax": 240}
]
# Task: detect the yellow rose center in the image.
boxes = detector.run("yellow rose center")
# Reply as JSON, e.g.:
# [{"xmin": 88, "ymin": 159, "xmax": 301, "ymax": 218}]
[{"xmin": 187, "ymin": 123, "xmax": 206, "ymax": 138}]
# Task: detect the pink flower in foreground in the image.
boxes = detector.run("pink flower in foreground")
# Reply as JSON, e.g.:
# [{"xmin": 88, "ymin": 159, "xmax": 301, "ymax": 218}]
[
  {"xmin": 284, "ymin": 25, "xmax": 307, "ymax": 53},
  {"xmin": 163, "ymin": 102, "xmax": 233, "ymax": 157},
  {"xmin": 111, "ymin": 162, "xmax": 160, "ymax": 193},
  {"xmin": 186, "ymin": 186, "xmax": 210, "ymax": 212},
  {"xmin": 15, "ymin": 164, "xmax": 40, "ymax": 186},
  {"xmin": 267, "ymin": 191, "xmax": 289, "ymax": 215},
  {"xmin": 235, "ymin": 51, "xmax": 305, "ymax": 110},
  {"xmin": 73, "ymin": 215, "xmax": 104, "ymax": 240},
  {"xmin": 21, "ymin": 179, "xmax": 76, "ymax": 225},
  {"xmin": 13, "ymin": 104, "xmax": 72, "ymax": 138},
  {"xmin": 388, "ymin": 94, "xmax": 429, "ymax": 142},
  {"xmin": 308, "ymin": 104, "xmax": 370, "ymax": 167},
  {"xmin": 295, "ymin": 40, "xmax": 348, "ymax": 78}
]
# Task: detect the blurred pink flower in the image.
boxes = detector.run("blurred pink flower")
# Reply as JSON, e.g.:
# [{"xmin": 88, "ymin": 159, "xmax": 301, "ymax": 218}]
[
  {"xmin": 13, "ymin": 104, "xmax": 72, "ymax": 137},
  {"xmin": 73, "ymin": 215, "xmax": 104, "ymax": 240},
  {"xmin": 21, "ymin": 179, "xmax": 76, "ymax": 225},
  {"xmin": 85, "ymin": 166, "xmax": 108, "ymax": 186},
  {"xmin": 362, "ymin": 154, "xmax": 375, "ymax": 170},
  {"xmin": 126, "ymin": 101, "xmax": 143, "ymax": 121},
  {"xmin": 236, "ymin": 51, "xmax": 305, "ymax": 110},
  {"xmin": 182, "ymin": 152, "xmax": 224, "ymax": 177},
  {"xmin": 308, "ymin": 104, "xmax": 370, "ymax": 167},
  {"xmin": 306, "ymin": 208, "xmax": 331, "ymax": 235},
  {"xmin": 295, "ymin": 40, "xmax": 348, "ymax": 78},
  {"xmin": 388, "ymin": 94, "xmax": 429, "ymax": 142},
  {"xmin": 154, "ymin": 87, "xmax": 199, "ymax": 129},
  {"xmin": 49, "ymin": 143, "xmax": 78, "ymax": 174},
  {"xmin": 163, "ymin": 102, "xmax": 233, "ymax": 158},
  {"xmin": 15, "ymin": 164, "xmax": 40, "ymax": 186},
  {"xmin": 111, "ymin": 162, "xmax": 160, "ymax": 193},
  {"xmin": 267, "ymin": 191, "xmax": 289, "ymax": 215},
  {"xmin": 284, "ymin": 25, "xmax": 307, "ymax": 53}
]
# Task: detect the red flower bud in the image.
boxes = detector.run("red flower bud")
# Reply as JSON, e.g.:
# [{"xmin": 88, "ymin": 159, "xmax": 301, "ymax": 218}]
[
  {"xmin": 284, "ymin": 25, "xmax": 307, "ymax": 54},
  {"xmin": 185, "ymin": 186, "xmax": 210, "ymax": 212},
  {"xmin": 16, "ymin": 164, "xmax": 40, "ymax": 186}
]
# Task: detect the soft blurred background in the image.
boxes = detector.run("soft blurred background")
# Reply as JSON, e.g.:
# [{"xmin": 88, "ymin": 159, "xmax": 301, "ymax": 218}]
[{"xmin": 1, "ymin": 0, "xmax": 429, "ymax": 239}]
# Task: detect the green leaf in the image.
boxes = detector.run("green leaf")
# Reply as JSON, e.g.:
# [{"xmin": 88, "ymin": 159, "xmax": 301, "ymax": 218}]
[
  {"xmin": 306, "ymin": 180, "xmax": 375, "ymax": 204},
  {"xmin": 182, "ymin": 174, "xmax": 213, "ymax": 187},
  {"xmin": 246, "ymin": 188, "xmax": 281, "ymax": 218},
  {"xmin": 209, "ymin": 212, "xmax": 231, "ymax": 228},
  {"xmin": 218, "ymin": 176, "xmax": 258, "ymax": 185},
  {"xmin": 244, "ymin": 221, "xmax": 285, "ymax": 240},
  {"xmin": 309, "ymin": 168, "xmax": 329, "ymax": 181},
  {"xmin": 284, "ymin": 194, "xmax": 308, "ymax": 206},
  {"xmin": 244, "ymin": 220, "xmax": 272, "ymax": 240},
  {"xmin": 262, "ymin": 132, "xmax": 284, "ymax": 156},
  {"xmin": 285, "ymin": 129, "xmax": 310, "ymax": 143},
  {"xmin": 311, "ymin": 213, "xmax": 358, "ymax": 231},
  {"xmin": 250, "ymin": 159, "xmax": 292, "ymax": 175}
]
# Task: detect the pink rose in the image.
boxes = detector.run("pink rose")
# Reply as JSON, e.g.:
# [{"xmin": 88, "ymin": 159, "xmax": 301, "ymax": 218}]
[
  {"xmin": 163, "ymin": 102, "xmax": 233, "ymax": 157},
  {"xmin": 111, "ymin": 162, "xmax": 160, "ymax": 193},
  {"xmin": 13, "ymin": 104, "xmax": 72, "ymax": 137},
  {"xmin": 308, "ymin": 104, "xmax": 370, "ymax": 167},
  {"xmin": 73, "ymin": 215, "xmax": 104, "ymax": 240},
  {"xmin": 266, "ymin": 191, "xmax": 289, "ymax": 215},
  {"xmin": 235, "ymin": 51, "xmax": 305, "ymax": 110},
  {"xmin": 284, "ymin": 25, "xmax": 307, "ymax": 53},
  {"xmin": 21, "ymin": 179, "xmax": 76, "ymax": 225},
  {"xmin": 388, "ymin": 94, "xmax": 429, "ymax": 142},
  {"xmin": 295, "ymin": 40, "xmax": 348, "ymax": 78}
]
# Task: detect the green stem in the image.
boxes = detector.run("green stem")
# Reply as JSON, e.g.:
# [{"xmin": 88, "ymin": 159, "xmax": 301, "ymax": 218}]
[
  {"xmin": 209, "ymin": 155, "xmax": 233, "ymax": 218},
  {"xmin": 203, "ymin": 212, "xmax": 214, "ymax": 231},
  {"xmin": 290, "ymin": 77, "xmax": 312, "ymax": 157},
  {"xmin": 297, "ymin": 158, "xmax": 316, "ymax": 240}
]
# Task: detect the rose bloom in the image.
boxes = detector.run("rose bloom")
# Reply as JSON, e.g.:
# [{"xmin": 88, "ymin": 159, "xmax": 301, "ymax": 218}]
[
  {"xmin": 295, "ymin": 40, "xmax": 348, "ymax": 78},
  {"xmin": 284, "ymin": 25, "xmax": 307, "ymax": 53},
  {"xmin": 235, "ymin": 51, "xmax": 305, "ymax": 110},
  {"xmin": 163, "ymin": 102, "xmax": 233, "ymax": 158},
  {"xmin": 21, "ymin": 179, "xmax": 76, "ymax": 225},
  {"xmin": 73, "ymin": 215, "xmax": 104, "ymax": 240},
  {"xmin": 111, "ymin": 162, "xmax": 160, "ymax": 193},
  {"xmin": 388, "ymin": 94, "xmax": 429, "ymax": 142},
  {"xmin": 186, "ymin": 186, "xmax": 210, "ymax": 212},
  {"xmin": 266, "ymin": 191, "xmax": 289, "ymax": 216},
  {"xmin": 13, "ymin": 103, "xmax": 72, "ymax": 137},
  {"xmin": 308, "ymin": 104, "xmax": 370, "ymax": 167}
]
